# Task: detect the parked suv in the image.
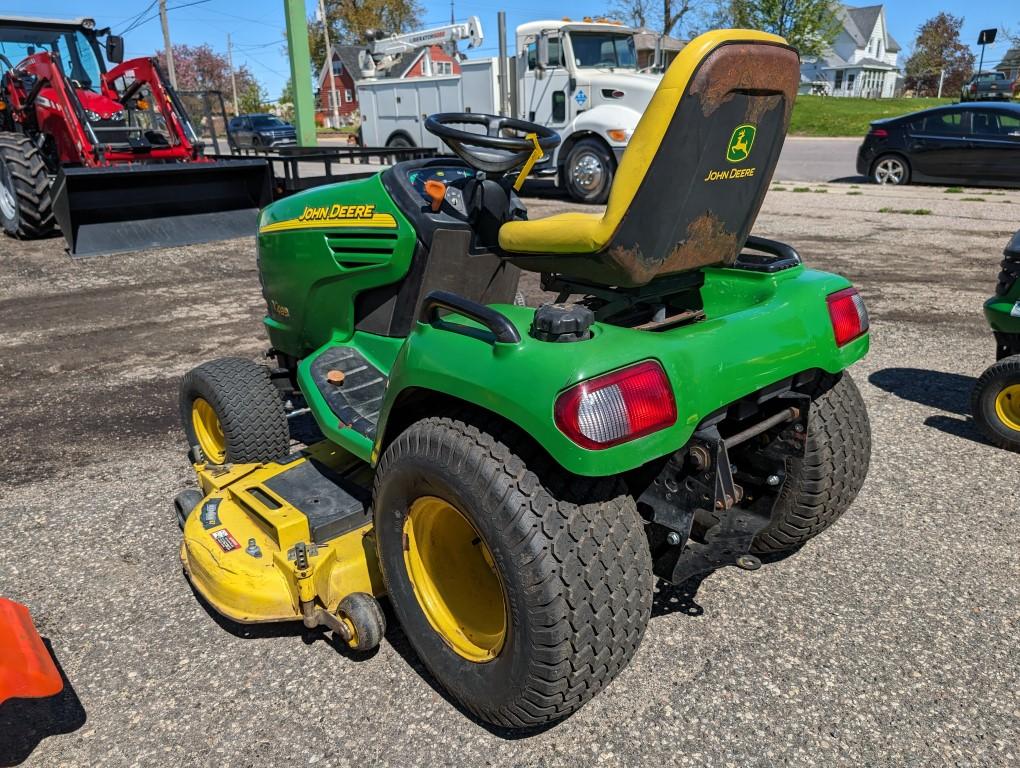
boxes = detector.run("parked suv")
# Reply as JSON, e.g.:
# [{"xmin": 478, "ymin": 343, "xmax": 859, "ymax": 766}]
[
  {"xmin": 228, "ymin": 113, "xmax": 297, "ymax": 148},
  {"xmin": 961, "ymin": 72, "xmax": 1014, "ymax": 102}
]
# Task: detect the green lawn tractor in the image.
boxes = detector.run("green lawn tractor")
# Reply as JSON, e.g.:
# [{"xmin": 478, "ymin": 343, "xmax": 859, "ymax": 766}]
[
  {"xmin": 972, "ymin": 229, "xmax": 1020, "ymax": 451},
  {"xmin": 174, "ymin": 30, "xmax": 872, "ymax": 728}
]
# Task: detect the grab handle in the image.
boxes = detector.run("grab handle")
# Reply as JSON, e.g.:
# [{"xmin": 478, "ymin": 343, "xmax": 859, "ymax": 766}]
[{"xmin": 419, "ymin": 290, "xmax": 521, "ymax": 344}]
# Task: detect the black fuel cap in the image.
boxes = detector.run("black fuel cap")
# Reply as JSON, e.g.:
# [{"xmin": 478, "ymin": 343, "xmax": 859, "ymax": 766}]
[{"xmin": 530, "ymin": 303, "xmax": 595, "ymax": 342}]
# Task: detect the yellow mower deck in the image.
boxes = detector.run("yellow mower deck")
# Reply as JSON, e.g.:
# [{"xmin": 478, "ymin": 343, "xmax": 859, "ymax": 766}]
[{"xmin": 181, "ymin": 442, "xmax": 384, "ymax": 624}]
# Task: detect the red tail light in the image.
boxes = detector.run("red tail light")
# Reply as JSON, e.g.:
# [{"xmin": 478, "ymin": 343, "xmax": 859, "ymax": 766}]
[
  {"xmin": 554, "ymin": 360, "xmax": 677, "ymax": 449},
  {"xmin": 870, "ymin": 128, "xmax": 888, "ymax": 138},
  {"xmin": 827, "ymin": 287, "xmax": 869, "ymax": 346},
  {"xmin": 970, "ymin": 83, "xmax": 977, "ymax": 93}
]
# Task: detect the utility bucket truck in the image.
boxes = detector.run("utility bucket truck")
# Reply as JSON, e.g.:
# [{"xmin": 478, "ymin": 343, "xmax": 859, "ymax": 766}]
[{"xmin": 357, "ymin": 18, "xmax": 662, "ymax": 203}]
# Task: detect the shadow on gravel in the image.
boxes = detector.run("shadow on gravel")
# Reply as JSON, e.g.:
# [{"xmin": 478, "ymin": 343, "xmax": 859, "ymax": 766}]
[
  {"xmin": 868, "ymin": 367, "xmax": 997, "ymax": 446},
  {"xmin": 0, "ymin": 640, "xmax": 86, "ymax": 767},
  {"xmin": 187, "ymin": 582, "xmax": 381, "ymax": 661},
  {"xmin": 868, "ymin": 367, "xmax": 974, "ymax": 415}
]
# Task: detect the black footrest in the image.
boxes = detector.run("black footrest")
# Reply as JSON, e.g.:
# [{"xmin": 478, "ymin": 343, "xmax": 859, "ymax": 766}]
[{"xmin": 310, "ymin": 346, "xmax": 387, "ymax": 441}]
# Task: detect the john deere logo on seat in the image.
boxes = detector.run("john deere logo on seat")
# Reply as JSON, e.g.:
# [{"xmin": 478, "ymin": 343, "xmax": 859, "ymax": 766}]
[{"xmin": 726, "ymin": 124, "xmax": 756, "ymax": 163}]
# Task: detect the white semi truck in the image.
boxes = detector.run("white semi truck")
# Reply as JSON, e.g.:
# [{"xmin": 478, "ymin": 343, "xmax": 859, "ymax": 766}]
[{"xmin": 357, "ymin": 19, "xmax": 664, "ymax": 203}]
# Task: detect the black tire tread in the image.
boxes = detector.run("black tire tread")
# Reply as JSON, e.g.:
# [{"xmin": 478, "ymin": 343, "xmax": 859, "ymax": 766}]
[
  {"xmin": 971, "ymin": 355, "xmax": 1020, "ymax": 452},
  {"xmin": 752, "ymin": 371, "xmax": 871, "ymax": 554},
  {"xmin": 375, "ymin": 412, "xmax": 653, "ymax": 727},
  {"xmin": 0, "ymin": 132, "xmax": 56, "ymax": 238},
  {"xmin": 178, "ymin": 357, "xmax": 290, "ymax": 464}
]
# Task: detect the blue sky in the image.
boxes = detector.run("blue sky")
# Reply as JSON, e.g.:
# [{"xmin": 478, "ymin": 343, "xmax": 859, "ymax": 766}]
[{"xmin": 5, "ymin": 1, "xmax": 1018, "ymax": 99}]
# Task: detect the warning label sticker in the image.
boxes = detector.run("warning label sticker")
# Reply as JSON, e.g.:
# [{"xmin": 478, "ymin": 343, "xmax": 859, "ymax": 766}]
[{"xmin": 211, "ymin": 529, "xmax": 240, "ymax": 552}]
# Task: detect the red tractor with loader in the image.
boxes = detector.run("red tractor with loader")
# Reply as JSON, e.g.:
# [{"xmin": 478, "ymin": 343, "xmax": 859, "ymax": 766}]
[{"xmin": 0, "ymin": 15, "xmax": 271, "ymax": 256}]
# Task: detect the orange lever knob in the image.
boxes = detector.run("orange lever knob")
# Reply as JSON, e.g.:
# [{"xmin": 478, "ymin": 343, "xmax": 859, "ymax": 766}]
[{"xmin": 424, "ymin": 179, "xmax": 446, "ymax": 212}]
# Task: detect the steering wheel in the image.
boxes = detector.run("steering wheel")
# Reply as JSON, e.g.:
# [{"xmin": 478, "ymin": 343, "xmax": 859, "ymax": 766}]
[
  {"xmin": 425, "ymin": 113, "xmax": 560, "ymax": 174},
  {"xmin": 0, "ymin": 55, "xmax": 14, "ymax": 75}
]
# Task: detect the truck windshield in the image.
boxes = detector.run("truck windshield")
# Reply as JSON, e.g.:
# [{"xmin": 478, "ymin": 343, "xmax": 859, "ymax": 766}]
[
  {"xmin": 0, "ymin": 26, "xmax": 103, "ymax": 89},
  {"xmin": 570, "ymin": 32, "xmax": 637, "ymax": 69}
]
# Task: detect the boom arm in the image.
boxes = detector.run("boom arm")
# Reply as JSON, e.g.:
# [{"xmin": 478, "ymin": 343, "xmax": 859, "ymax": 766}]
[{"xmin": 359, "ymin": 16, "xmax": 483, "ymax": 79}]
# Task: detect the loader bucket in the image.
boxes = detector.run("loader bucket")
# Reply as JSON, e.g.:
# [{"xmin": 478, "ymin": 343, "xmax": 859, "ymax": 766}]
[
  {"xmin": 0, "ymin": 598, "xmax": 62, "ymax": 704},
  {"xmin": 51, "ymin": 159, "xmax": 273, "ymax": 257}
]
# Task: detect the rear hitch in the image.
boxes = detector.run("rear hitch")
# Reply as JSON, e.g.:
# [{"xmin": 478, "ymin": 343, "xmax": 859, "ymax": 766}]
[{"xmin": 638, "ymin": 399, "xmax": 808, "ymax": 585}]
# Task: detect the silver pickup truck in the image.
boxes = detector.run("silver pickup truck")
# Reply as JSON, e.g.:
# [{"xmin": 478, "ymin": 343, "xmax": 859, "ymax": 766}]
[{"xmin": 961, "ymin": 72, "xmax": 1015, "ymax": 102}]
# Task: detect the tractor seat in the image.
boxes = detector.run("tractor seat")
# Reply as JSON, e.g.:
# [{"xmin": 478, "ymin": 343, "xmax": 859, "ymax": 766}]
[{"xmin": 498, "ymin": 30, "xmax": 800, "ymax": 288}]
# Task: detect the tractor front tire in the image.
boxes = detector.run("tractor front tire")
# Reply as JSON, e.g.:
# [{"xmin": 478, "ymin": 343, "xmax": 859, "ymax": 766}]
[
  {"xmin": 752, "ymin": 371, "xmax": 871, "ymax": 554},
  {"xmin": 178, "ymin": 357, "xmax": 290, "ymax": 465},
  {"xmin": 972, "ymin": 355, "xmax": 1020, "ymax": 452},
  {"xmin": 0, "ymin": 132, "xmax": 56, "ymax": 239},
  {"xmin": 373, "ymin": 413, "xmax": 653, "ymax": 728}
]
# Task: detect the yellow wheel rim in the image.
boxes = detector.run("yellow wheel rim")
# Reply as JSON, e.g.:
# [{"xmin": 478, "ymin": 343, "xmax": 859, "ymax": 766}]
[
  {"xmin": 403, "ymin": 496, "xmax": 507, "ymax": 662},
  {"xmin": 994, "ymin": 384, "xmax": 1020, "ymax": 432},
  {"xmin": 191, "ymin": 397, "xmax": 227, "ymax": 463}
]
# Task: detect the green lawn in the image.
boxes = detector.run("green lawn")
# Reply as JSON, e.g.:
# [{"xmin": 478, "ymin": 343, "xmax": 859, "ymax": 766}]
[{"xmin": 789, "ymin": 95, "xmax": 954, "ymax": 137}]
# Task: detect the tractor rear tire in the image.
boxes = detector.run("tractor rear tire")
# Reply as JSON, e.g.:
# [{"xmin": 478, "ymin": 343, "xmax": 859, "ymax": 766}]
[
  {"xmin": 971, "ymin": 355, "xmax": 1020, "ymax": 452},
  {"xmin": 373, "ymin": 413, "xmax": 654, "ymax": 728},
  {"xmin": 178, "ymin": 357, "xmax": 290, "ymax": 465},
  {"xmin": 0, "ymin": 132, "xmax": 56, "ymax": 239},
  {"xmin": 752, "ymin": 371, "xmax": 871, "ymax": 554}
]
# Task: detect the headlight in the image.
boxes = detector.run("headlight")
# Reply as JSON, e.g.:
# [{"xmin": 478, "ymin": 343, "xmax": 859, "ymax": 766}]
[
  {"xmin": 85, "ymin": 109, "xmax": 101, "ymax": 122},
  {"xmin": 82, "ymin": 18, "xmax": 96, "ymax": 30},
  {"xmin": 109, "ymin": 110, "xmax": 125, "ymax": 122},
  {"xmin": 606, "ymin": 128, "xmax": 632, "ymax": 143}
]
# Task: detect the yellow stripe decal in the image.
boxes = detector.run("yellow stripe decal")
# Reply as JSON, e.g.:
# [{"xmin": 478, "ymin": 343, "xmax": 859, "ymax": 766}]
[{"xmin": 259, "ymin": 213, "xmax": 397, "ymax": 234}]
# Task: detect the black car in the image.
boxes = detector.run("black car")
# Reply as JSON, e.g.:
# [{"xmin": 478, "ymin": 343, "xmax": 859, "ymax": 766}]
[
  {"xmin": 228, "ymin": 113, "xmax": 297, "ymax": 148},
  {"xmin": 856, "ymin": 103, "xmax": 1020, "ymax": 187}
]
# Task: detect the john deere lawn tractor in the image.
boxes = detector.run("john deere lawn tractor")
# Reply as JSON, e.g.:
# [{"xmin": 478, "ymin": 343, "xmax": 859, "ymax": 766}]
[
  {"xmin": 972, "ymin": 230, "xmax": 1020, "ymax": 451},
  {"xmin": 175, "ymin": 30, "xmax": 872, "ymax": 728}
]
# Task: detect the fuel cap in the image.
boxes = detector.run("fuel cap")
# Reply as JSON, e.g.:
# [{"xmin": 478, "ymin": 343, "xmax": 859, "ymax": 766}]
[{"xmin": 530, "ymin": 303, "xmax": 594, "ymax": 342}]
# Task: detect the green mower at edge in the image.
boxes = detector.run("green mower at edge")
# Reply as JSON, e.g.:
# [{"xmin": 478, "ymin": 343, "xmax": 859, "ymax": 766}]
[
  {"xmin": 174, "ymin": 30, "xmax": 872, "ymax": 728},
  {"xmin": 972, "ymin": 229, "xmax": 1020, "ymax": 452}
]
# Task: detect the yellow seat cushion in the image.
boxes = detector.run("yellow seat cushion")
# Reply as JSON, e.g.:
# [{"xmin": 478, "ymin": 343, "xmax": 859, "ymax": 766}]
[{"xmin": 498, "ymin": 28, "xmax": 788, "ymax": 256}]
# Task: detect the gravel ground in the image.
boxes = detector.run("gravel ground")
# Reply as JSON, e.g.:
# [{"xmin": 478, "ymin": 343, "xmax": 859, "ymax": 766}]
[{"xmin": 1, "ymin": 179, "xmax": 1018, "ymax": 767}]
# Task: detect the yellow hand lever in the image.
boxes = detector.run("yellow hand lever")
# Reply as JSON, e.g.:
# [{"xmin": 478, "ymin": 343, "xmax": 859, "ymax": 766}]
[{"xmin": 513, "ymin": 132, "xmax": 544, "ymax": 191}]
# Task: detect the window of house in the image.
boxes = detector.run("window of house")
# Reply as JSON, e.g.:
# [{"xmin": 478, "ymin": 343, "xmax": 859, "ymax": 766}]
[
  {"xmin": 877, "ymin": 40, "xmax": 883, "ymax": 58},
  {"xmin": 333, "ymin": 60, "xmax": 342, "ymax": 75},
  {"xmin": 344, "ymin": 89, "xmax": 353, "ymax": 102},
  {"xmin": 435, "ymin": 60, "xmax": 452, "ymax": 75},
  {"xmin": 847, "ymin": 73, "xmax": 856, "ymax": 93},
  {"xmin": 834, "ymin": 70, "xmax": 844, "ymax": 89}
]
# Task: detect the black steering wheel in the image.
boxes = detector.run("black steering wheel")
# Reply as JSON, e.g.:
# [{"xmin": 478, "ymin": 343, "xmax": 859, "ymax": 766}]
[
  {"xmin": 425, "ymin": 113, "xmax": 560, "ymax": 174},
  {"xmin": 0, "ymin": 54, "xmax": 14, "ymax": 75}
]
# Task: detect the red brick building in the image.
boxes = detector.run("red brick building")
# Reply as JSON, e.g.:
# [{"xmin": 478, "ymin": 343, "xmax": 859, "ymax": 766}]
[{"xmin": 317, "ymin": 44, "xmax": 463, "ymax": 127}]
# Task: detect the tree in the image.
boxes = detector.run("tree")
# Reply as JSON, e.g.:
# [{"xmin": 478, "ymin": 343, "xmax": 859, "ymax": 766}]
[
  {"xmin": 609, "ymin": 0, "xmax": 698, "ymax": 37},
  {"xmin": 725, "ymin": 0, "xmax": 841, "ymax": 57},
  {"xmin": 238, "ymin": 82, "xmax": 267, "ymax": 114},
  {"xmin": 308, "ymin": 0, "xmax": 422, "ymax": 69},
  {"xmin": 156, "ymin": 44, "xmax": 263, "ymax": 113},
  {"xmin": 903, "ymin": 13, "xmax": 974, "ymax": 96}
]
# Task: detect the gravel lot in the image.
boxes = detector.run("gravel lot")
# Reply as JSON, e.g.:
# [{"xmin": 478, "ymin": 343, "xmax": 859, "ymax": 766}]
[{"xmin": 1, "ymin": 179, "xmax": 1018, "ymax": 767}]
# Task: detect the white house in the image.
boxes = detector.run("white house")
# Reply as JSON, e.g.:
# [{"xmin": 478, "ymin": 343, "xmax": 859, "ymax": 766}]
[{"xmin": 800, "ymin": 4, "xmax": 901, "ymax": 97}]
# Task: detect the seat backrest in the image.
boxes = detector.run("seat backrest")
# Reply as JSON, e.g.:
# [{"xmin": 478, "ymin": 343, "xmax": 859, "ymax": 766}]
[{"xmin": 512, "ymin": 30, "xmax": 800, "ymax": 288}]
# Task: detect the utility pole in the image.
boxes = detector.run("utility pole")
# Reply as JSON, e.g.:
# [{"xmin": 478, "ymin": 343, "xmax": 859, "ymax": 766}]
[
  {"xmin": 227, "ymin": 33, "xmax": 240, "ymax": 116},
  {"xmin": 937, "ymin": 68, "xmax": 945, "ymax": 98},
  {"xmin": 318, "ymin": 0, "xmax": 340, "ymax": 127},
  {"xmin": 283, "ymin": 0, "xmax": 316, "ymax": 146},
  {"xmin": 159, "ymin": 0, "xmax": 177, "ymax": 88}
]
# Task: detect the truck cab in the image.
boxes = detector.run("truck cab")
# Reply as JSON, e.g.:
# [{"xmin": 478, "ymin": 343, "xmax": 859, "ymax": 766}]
[{"xmin": 516, "ymin": 19, "xmax": 661, "ymax": 202}]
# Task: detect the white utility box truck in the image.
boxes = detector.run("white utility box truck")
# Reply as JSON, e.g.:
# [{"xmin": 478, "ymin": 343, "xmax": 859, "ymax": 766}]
[{"xmin": 357, "ymin": 19, "xmax": 664, "ymax": 203}]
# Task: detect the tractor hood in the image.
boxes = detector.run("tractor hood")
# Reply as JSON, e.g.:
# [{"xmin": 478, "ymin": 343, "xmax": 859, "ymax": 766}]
[{"xmin": 75, "ymin": 88, "xmax": 125, "ymax": 120}]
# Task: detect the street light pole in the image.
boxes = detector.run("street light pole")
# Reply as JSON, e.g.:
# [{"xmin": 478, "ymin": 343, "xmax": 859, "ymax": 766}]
[
  {"xmin": 227, "ymin": 33, "xmax": 240, "ymax": 116},
  {"xmin": 159, "ymin": 0, "xmax": 177, "ymax": 88},
  {"xmin": 318, "ymin": 0, "xmax": 341, "ymax": 127}
]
